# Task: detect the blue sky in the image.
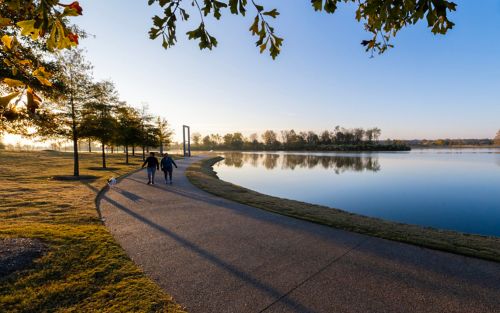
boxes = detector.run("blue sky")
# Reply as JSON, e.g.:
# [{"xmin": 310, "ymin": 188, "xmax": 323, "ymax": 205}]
[{"xmin": 75, "ymin": 0, "xmax": 500, "ymax": 141}]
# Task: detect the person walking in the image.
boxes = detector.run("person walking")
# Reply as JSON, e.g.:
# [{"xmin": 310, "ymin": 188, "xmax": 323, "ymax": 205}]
[
  {"xmin": 161, "ymin": 153, "xmax": 178, "ymax": 184},
  {"xmin": 142, "ymin": 152, "xmax": 159, "ymax": 185}
]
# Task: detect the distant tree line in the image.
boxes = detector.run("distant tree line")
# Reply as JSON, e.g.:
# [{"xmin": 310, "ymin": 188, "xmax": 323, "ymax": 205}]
[
  {"xmin": 396, "ymin": 130, "xmax": 500, "ymax": 147},
  {"xmin": 222, "ymin": 152, "xmax": 381, "ymax": 173},
  {"xmin": 190, "ymin": 126, "xmax": 410, "ymax": 151},
  {"xmin": 404, "ymin": 138, "xmax": 494, "ymax": 147}
]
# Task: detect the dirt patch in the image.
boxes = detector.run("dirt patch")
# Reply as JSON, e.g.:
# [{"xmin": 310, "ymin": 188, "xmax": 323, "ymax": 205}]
[{"xmin": 0, "ymin": 238, "xmax": 47, "ymax": 278}]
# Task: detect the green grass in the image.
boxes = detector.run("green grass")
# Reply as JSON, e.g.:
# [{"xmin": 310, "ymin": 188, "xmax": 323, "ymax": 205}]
[
  {"xmin": 187, "ymin": 156, "xmax": 500, "ymax": 263},
  {"xmin": 0, "ymin": 150, "xmax": 185, "ymax": 313}
]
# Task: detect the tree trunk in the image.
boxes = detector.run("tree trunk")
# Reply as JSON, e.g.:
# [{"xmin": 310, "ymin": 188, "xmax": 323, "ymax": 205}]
[
  {"xmin": 70, "ymin": 94, "xmax": 79, "ymax": 176},
  {"xmin": 160, "ymin": 140, "xmax": 163, "ymax": 154},
  {"xmin": 101, "ymin": 142, "xmax": 106, "ymax": 168},
  {"xmin": 125, "ymin": 146, "xmax": 129, "ymax": 164},
  {"xmin": 132, "ymin": 146, "xmax": 135, "ymax": 156},
  {"xmin": 88, "ymin": 139, "xmax": 92, "ymax": 153},
  {"xmin": 142, "ymin": 146, "xmax": 145, "ymax": 161},
  {"xmin": 111, "ymin": 146, "xmax": 114, "ymax": 154}
]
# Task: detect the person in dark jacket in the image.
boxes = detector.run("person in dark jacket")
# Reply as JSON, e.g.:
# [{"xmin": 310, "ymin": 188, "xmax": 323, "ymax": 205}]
[
  {"xmin": 142, "ymin": 152, "xmax": 159, "ymax": 185},
  {"xmin": 161, "ymin": 153, "xmax": 178, "ymax": 184}
]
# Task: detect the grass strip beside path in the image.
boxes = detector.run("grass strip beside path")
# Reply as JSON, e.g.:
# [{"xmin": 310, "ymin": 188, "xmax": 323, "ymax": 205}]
[
  {"xmin": 0, "ymin": 151, "xmax": 185, "ymax": 313},
  {"xmin": 186, "ymin": 156, "xmax": 500, "ymax": 263}
]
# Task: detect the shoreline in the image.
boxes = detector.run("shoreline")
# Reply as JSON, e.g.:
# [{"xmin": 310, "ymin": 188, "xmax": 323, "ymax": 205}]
[{"xmin": 186, "ymin": 156, "xmax": 500, "ymax": 263}]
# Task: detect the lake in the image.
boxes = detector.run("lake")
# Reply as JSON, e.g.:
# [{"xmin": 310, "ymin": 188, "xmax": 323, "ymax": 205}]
[{"xmin": 213, "ymin": 149, "xmax": 500, "ymax": 237}]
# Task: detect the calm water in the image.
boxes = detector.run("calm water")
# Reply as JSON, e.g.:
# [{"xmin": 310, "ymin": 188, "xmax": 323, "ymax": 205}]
[{"xmin": 213, "ymin": 149, "xmax": 500, "ymax": 236}]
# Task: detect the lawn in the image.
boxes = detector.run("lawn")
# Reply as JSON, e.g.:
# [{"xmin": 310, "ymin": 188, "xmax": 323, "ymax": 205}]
[
  {"xmin": 187, "ymin": 157, "xmax": 500, "ymax": 263},
  {"xmin": 0, "ymin": 150, "xmax": 185, "ymax": 313}
]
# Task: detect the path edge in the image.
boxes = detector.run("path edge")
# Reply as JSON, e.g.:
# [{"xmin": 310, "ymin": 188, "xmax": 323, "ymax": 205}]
[{"xmin": 94, "ymin": 167, "xmax": 144, "ymax": 222}]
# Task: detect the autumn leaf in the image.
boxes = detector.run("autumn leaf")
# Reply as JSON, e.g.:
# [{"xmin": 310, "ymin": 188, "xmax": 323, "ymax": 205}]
[
  {"xmin": 26, "ymin": 87, "xmax": 42, "ymax": 113},
  {"xmin": 19, "ymin": 59, "xmax": 32, "ymax": 65},
  {"xmin": 17, "ymin": 20, "xmax": 41, "ymax": 40},
  {"xmin": 3, "ymin": 78, "xmax": 25, "ymax": 88},
  {"xmin": 1, "ymin": 35, "xmax": 14, "ymax": 49},
  {"xmin": 67, "ymin": 33, "xmax": 79, "ymax": 44},
  {"xmin": 0, "ymin": 17, "xmax": 11, "ymax": 27},
  {"xmin": 62, "ymin": 1, "xmax": 83, "ymax": 16},
  {"xmin": 33, "ymin": 67, "xmax": 53, "ymax": 86},
  {"xmin": 0, "ymin": 92, "xmax": 20, "ymax": 109}
]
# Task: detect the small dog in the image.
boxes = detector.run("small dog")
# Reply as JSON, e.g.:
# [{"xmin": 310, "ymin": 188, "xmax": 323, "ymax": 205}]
[{"xmin": 107, "ymin": 177, "xmax": 117, "ymax": 187}]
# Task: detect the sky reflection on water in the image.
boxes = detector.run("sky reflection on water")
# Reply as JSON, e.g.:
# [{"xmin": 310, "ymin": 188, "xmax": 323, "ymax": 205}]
[{"xmin": 214, "ymin": 149, "xmax": 500, "ymax": 237}]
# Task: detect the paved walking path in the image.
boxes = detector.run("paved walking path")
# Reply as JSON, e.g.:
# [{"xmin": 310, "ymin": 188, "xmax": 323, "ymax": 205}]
[{"xmin": 99, "ymin": 156, "xmax": 500, "ymax": 313}]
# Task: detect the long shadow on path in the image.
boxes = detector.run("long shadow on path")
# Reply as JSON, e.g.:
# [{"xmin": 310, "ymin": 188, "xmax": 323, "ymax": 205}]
[{"xmin": 100, "ymin": 193, "xmax": 333, "ymax": 313}]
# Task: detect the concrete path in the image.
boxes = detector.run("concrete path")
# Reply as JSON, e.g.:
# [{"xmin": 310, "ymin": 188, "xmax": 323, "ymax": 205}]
[{"xmin": 99, "ymin": 156, "xmax": 500, "ymax": 313}]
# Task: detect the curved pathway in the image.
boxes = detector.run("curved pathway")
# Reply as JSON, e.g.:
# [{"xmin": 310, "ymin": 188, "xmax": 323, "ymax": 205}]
[{"xmin": 99, "ymin": 156, "xmax": 500, "ymax": 313}]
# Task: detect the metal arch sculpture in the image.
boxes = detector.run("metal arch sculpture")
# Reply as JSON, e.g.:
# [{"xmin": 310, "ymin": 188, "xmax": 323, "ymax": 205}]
[{"xmin": 182, "ymin": 125, "xmax": 191, "ymax": 157}]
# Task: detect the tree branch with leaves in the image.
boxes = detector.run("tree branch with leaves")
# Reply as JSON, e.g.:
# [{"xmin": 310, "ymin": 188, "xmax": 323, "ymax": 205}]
[
  {"xmin": 1, "ymin": 0, "xmax": 83, "ymax": 132},
  {"xmin": 147, "ymin": 0, "xmax": 456, "ymax": 58}
]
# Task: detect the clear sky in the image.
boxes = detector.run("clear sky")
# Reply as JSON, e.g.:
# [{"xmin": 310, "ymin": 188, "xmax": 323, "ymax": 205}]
[{"xmin": 73, "ymin": 0, "xmax": 500, "ymax": 141}]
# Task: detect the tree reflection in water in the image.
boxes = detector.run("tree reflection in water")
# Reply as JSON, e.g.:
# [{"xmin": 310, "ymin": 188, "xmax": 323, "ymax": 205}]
[{"xmin": 222, "ymin": 153, "xmax": 381, "ymax": 173}]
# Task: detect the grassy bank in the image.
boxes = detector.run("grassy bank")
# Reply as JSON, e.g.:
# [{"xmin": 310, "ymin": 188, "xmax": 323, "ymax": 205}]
[
  {"xmin": 186, "ymin": 157, "xmax": 500, "ymax": 263},
  {"xmin": 0, "ymin": 151, "xmax": 185, "ymax": 313}
]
